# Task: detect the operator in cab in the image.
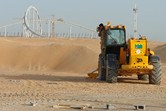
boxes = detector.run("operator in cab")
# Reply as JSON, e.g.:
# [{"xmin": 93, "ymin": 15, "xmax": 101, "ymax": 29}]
[{"xmin": 98, "ymin": 23, "xmax": 105, "ymax": 58}]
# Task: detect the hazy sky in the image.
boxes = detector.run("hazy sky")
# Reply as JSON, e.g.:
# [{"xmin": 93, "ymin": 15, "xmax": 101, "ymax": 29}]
[{"xmin": 0, "ymin": 0, "xmax": 165, "ymax": 42}]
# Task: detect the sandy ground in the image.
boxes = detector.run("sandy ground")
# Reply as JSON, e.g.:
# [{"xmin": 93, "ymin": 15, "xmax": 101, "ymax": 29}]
[{"xmin": 0, "ymin": 37, "xmax": 165, "ymax": 111}]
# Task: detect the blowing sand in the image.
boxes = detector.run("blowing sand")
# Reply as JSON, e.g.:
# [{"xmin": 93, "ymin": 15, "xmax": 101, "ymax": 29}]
[{"xmin": 0, "ymin": 37, "xmax": 165, "ymax": 111}]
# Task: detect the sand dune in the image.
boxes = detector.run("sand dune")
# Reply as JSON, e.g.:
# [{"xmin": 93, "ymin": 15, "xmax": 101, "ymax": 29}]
[
  {"xmin": 153, "ymin": 44, "xmax": 166, "ymax": 64},
  {"xmin": 0, "ymin": 37, "xmax": 100, "ymax": 73},
  {"xmin": 0, "ymin": 38, "xmax": 165, "ymax": 73}
]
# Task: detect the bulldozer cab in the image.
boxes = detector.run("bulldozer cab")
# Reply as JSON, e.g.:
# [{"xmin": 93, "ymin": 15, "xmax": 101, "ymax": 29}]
[{"xmin": 104, "ymin": 25, "xmax": 126, "ymax": 57}]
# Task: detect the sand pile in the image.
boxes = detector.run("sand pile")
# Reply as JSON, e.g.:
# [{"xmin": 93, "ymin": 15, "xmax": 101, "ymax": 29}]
[
  {"xmin": 0, "ymin": 38, "xmax": 164, "ymax": 74},
  {"xmin": 153, "ymin": 44, "xmax": 166, "ymax": 64},
  {"xmin": 0, "ymin": 38, "xmax": 99, "ymax": 73}
]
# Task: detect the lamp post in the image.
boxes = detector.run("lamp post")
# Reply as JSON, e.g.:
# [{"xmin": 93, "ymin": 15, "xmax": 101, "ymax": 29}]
[
  {"xmin": 133, "ymin": 4, "xmax": 138, "ymax": 38},
  {"xmin": 51, "ymin": 15, "xmax": 55, "ymax": 38},
  {"xmin": 51, "ymin": 15, "xmax": 64, "ymax": 38}
]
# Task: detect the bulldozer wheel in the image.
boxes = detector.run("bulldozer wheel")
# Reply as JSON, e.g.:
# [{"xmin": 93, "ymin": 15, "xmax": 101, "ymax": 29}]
[
  {"xmin": 98, "ymin": 54, "xmax": 106, "ymax": 80},
  {"xmin": 138, "ymin": 75, "xmax": 148, "ymax": 80},
  {"xmin": 149, "ymin": 56, "xmax": 162, "ymax": 85},
  {"xmin": 106, "ymin": 54, "xmax": 117, "ymax": 83}
]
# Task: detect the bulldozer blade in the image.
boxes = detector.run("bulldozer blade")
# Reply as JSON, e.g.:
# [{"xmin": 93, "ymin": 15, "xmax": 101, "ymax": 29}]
[
  {"xmin": 87, "ymin": 73, "xmax": 98, "ymax": 79},
  {"xmin": 87, "ymin": 68, "xmax": 98, "ymax": 79}
]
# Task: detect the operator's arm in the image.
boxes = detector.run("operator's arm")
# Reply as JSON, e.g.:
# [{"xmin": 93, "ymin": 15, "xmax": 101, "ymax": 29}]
[{"xmin": 98, "ymin": 30, "xmax": 102, "ymax": 37}]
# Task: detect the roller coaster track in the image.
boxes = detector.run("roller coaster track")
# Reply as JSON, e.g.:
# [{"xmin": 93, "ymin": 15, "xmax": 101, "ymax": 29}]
[{"xmin": 0, "ymin": 6, "xmax": 97, "ymax": 38}]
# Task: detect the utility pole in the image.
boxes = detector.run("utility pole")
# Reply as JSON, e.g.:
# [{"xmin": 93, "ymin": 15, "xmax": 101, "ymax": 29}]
[
  {"xmin": 69, "ymin": 26, "xmax": 72, "ymax": 39},
  {"xmin": 52, "ymin": 15, "xmax": 55, "ymax": 38},
  {"xmin": 133, "ymin": 4, "xmax": 138, "ymax": 38}
]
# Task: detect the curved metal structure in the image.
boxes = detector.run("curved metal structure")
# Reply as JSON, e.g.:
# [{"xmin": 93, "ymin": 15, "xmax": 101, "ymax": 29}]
[
  {"xmin": 0, "ymin": 6, "xmax": 98, "ymax": 38},
  {"xmin": 23, "ymin": 6, "xmax": 42, "ymax": 37}
]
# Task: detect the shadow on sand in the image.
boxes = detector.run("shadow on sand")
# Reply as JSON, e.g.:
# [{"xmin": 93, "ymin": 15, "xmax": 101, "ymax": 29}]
[{"xmin": 0, "ymin": 73, "xmax": 149, "ymax": 84}]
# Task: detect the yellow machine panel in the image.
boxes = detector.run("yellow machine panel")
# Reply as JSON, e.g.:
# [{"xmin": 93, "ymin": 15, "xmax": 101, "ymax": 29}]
[
  {"xmin": 121, "ymin": 38, "xmax": 153, "ymax": 73},
  {"xmin": 129, "ymin": 39, "xmax": 148, "ymax": 56},
  {"xmin": 129, "ymin": 56, "xmax": 148, "ymax": 66},
  {"xmin": 122, "ymin": 55, "xmax": 153, "ymax": 70},
  {"xmin": 120, "ymin": 47, "xmax": 126, "ymax": 64}
]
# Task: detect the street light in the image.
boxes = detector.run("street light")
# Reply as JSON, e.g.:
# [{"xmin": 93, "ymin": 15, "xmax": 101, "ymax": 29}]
[
  {"xmin": 51, "ymin": 15, "xmax": 64, "ymax": 38},
  {"xmin": 57, "ymin": 18, "xmax": 64, "ymax": 22}
]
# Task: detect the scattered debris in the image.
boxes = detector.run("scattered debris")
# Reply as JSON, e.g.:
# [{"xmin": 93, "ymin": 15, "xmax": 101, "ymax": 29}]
[
  {"xmin": 133, "ymin": 104, "xmax": 146, "ymax": 110},
  {"xmin": 71, "ymin": 105, "xmax": 87, "ymax": 110},
  {"xmin": 53, "ymin": 104, "xmax": 70, "ymax": 109},
  {"xmin": 106, "ymin": 104, "xmax": 116, "ymax": 110},
  {"xmin": 47, "ymin": 82, "xmax": 58, "ymax": 84},
  {"xmin": 88, "ymin": 106, "xmax": 95, "ymax": 109},
  {"xmin": 30, "ymin": 102, "xmax": 37, "ymax": 106},
  {"xmin": 9, "ymin": 80, "xmax": 22, "ymax": 83},
  {"xmin": 54, "ymin": 79, "xmax": 61, "ymax": 81},
  {"xmin": 53, "ymin": 104, "xmax": 90, "ymax": 110}
]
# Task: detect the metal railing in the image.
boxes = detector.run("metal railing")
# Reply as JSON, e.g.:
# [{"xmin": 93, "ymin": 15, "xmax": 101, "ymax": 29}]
[{"xmin": 0, "ymin": 32, "xmax": 99, "ymax": 39}]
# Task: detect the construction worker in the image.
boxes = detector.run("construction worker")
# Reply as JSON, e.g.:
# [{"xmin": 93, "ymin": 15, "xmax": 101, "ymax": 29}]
[{"xmin": 98, "ymin": 23, "xmax": 105, "ymax": 58}]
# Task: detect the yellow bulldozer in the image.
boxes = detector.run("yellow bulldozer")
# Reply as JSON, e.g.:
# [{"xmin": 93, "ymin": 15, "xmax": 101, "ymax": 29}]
[{"xmin": 88, "ymin": 23, "xmax": 162, "ymax": 85}]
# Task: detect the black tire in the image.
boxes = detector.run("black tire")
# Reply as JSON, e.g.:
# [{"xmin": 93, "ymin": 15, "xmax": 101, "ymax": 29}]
[
  {"xmin": 138, "ymin": 75, "xmax": 148, "ymax": 80},
  {"xmin": 98, "ymin": 54, "xmax": 106, "ymax": 80},
  {"xmin": 149, "ymin": 55, "xmax": 162, "ymax": 85},
  {"xmin": 106, "ymin": 54, "xmax": 117, "ymax": 83}
]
